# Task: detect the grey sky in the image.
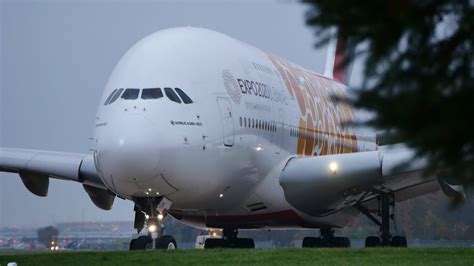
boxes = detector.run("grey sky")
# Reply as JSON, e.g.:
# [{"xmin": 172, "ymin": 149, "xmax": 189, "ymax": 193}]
[{"xmin": 0, "ymin": 0, "xmax": 334, "ymax": 227}]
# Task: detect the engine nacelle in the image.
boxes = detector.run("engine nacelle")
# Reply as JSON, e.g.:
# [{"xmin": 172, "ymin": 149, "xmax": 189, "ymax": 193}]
[{"xmin": 280, "ymin": 151, "xmax": 382, "ymax": 217}]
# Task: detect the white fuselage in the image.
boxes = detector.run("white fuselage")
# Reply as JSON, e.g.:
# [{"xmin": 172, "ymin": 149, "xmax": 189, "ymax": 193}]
[{"xmin": 93, "ymin": 27, "xmax": 377, "ymax": 229}]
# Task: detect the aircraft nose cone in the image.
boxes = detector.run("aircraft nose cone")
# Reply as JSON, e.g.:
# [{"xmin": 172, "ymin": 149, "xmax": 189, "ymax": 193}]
[{"xmin": 96, "ymin": 114, "xmax": 161, "ymax": 187}]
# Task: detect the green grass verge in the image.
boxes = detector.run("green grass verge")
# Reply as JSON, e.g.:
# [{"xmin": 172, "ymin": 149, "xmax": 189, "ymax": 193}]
[{"xmin": 1, "ymin": 248, "xmax": 473, "ymax": 266}]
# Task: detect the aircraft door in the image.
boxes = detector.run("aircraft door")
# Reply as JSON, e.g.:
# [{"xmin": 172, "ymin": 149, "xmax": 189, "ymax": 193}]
[{"xmin": 216, "ymin": 97, "xmax": 234, "ymax": 147}]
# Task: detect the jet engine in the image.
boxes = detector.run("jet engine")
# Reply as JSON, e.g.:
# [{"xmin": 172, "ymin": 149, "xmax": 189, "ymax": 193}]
[{"xmin": 279, "ymin": 151, "xmax": 383, "ymax": 216}]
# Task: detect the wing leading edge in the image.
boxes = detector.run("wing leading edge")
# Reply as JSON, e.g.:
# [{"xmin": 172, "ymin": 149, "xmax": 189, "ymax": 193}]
[{"xmin": 0, "ymin": 147, "xmax": 115, "ymax": 210}]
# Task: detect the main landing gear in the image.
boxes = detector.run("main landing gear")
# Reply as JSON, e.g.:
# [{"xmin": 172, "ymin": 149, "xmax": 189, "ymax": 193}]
[
  {"xmin": 355, "ymin": 191, "xmax": 407, "ymax": 247},
  {"xmin": 204, "ymin": 227, "xmax": 255, "ymax": 249},
  {"xmin": 302, "ymin": 228, "xmax": 351, "ymax": 248},
  {"xmin": 129, "ymin": 197, "xmax": 177, "ymax": 250}
]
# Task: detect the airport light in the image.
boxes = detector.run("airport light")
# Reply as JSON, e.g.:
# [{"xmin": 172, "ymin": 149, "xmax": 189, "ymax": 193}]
[
  {"xmin": 329, "ymin": 162, "xmax": 338, "ymax": 176},
  {"xmin": 157, "ymin": 214, "xmax": 164, "ymax": 220}
]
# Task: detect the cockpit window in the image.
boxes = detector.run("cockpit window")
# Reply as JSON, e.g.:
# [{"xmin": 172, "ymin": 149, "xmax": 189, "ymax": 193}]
[
  {"xmin": 175, "ymin": 88, "xmax": 193, "ymax": 104},
  {"xmin": 164, "ymin": 87, "xmax": 182, "ymax": 103},
  {"xmin": 105, "ymin": 87, "xmax": 193, "ymax": 105},
  {"xmin": 141, "ymin": 88, "xmax": 163, "ymax": 99},
  {"xmin": 104, "ymin": 89, "xmax": 118, "ymax": 105},
  {"xmin": 121, "ymin": 88, "xmax": 140, "ymax": 100},
  {"xmin": 108, "ymin": 88, "xmax": 124, "ymax": 104}
]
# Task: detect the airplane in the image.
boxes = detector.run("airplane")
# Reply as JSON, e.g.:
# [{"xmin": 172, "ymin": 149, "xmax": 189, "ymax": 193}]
[{"xmin": 0, "ymin": 27, "xmax": 465, "ymax": 249}]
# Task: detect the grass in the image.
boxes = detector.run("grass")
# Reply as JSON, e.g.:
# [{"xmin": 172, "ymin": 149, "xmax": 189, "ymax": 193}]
[{"xmin": 1, "ymin": 248, "xmax": 474, "ymax": 266}]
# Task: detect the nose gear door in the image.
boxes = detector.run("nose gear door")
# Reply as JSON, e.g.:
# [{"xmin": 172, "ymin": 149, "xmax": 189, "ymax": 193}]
[{"xmin": 216, "ymin": 97, "xmax": 234, "ymax": 147}]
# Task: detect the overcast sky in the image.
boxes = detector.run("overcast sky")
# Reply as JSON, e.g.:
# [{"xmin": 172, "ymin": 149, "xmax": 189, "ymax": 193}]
[{"xmin": 0, "ymin": 0, "xmax": 340, "ymax": 228}]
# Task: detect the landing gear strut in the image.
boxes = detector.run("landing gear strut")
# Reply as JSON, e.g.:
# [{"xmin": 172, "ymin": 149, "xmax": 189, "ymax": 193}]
[
  {"xmin": 129, "ymin": 197, "xmax": 177, "ymax": 250},
  {"xmin": 204, "ymin": 227, "xmax": 255, "ymax": 249},
  {"xmin": 302, "ymin": 227, "xmax": 351, "ymax": 248},
  {"xmin": 355, "ymin": 191, "xmax": 407, "ymax": 247}
]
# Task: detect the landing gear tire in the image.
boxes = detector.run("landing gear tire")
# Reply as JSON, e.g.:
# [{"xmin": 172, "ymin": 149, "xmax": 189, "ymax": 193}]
[
  {"xmin": 129, "ymin": 235, "xmax": 177, "ymax": 250},
  {"xmin": 129, "ymin": 235, "xmax": 152, "ymax": 250},
  {"xmin": 204, "ymin": 227, "xmax": 255, "ymax": 249},
  {"xmin": 155, "ymin": 235, "xmax": 177, "ymax": 249},
  {"xmin": 129, "ymin": 239, "xmax": 138, "ymax": 250},
  {"xmin": 390, "ymin": 236, "xmax": 407, "ymax": 247},
  {"xmin": 365, "ymin": 236, "xmax": 381, "ymax": 247}
]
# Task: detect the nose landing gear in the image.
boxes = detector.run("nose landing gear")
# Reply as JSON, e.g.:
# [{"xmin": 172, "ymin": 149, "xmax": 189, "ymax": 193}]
[{"xmin": 129, "ymin": 197, "xmax": 177, "ymax": 250}]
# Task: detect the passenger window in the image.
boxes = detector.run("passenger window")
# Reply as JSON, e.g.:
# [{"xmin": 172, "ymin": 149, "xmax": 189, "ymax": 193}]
[
  {"xmin": 108, "ymin": 88, "xmax": 124, "ymax": 104},
  {"xmin": 175, "ymin": 88, "xmax": 193, "ymax": 104},
  {"xmin": 121, "ymin": 88, "xmax": 140, "ymax": 100},
  {"xmin": 104, "ymin": 89, "xmax": 118, "ymax": 105},
  {"xmin": 164, "ymin": 87, "xmax": 182, "ymax": 103},
  {"xmin": 142, "ymin": 88, "xmax": 163, "ymax": 99}
]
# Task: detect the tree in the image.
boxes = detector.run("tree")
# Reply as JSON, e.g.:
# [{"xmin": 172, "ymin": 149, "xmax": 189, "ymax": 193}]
[
  {"xmin": 37, "ymin": 226, "xmax": 59, "ymax": 248},
  {"xmin": 303, "ymin": 0, "xmax": 474, "ymax": 184}
]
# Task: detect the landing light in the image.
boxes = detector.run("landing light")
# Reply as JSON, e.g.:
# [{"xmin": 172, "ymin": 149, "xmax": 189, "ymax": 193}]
[
  {"xmin": 219, "ymin": 193, "xmax": 224, "ymax": 198},
  {"xmin": 256, "ymin": 146, "xmax": 263, "ymax": 151},
  {"xmin": 329, "ymin": 162, "xmax": 338, "ymax": 175},
  {"xmin": 148, "ymin": 224, "xmax": 157, "ymax": 233},
  {"xmin": 157, "ymin": 214, "xmax": 164, "ymax": 220}
]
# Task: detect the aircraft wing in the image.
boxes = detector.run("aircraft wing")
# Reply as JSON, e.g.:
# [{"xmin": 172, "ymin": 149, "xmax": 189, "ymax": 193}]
[
  {"xmin": 279, "ymin": 144, "xmax": 464, "ymax": 217},
  {"xmin": 0, "ymin": 147, "xmax": 115, "ymax": 210},
  {"xmin": 357, "ymin": 145, "xmax": 465, "ymax": 212}
]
